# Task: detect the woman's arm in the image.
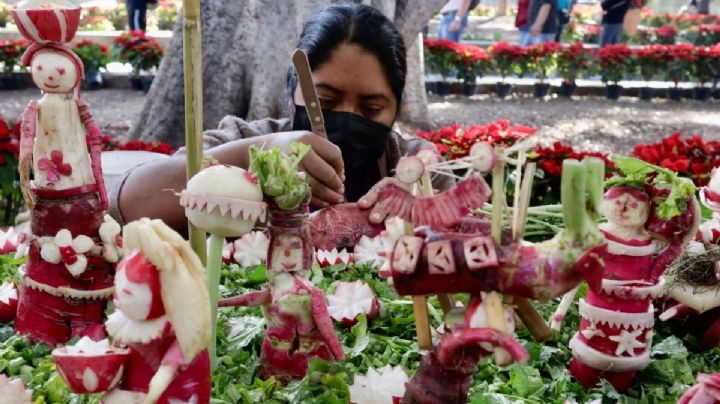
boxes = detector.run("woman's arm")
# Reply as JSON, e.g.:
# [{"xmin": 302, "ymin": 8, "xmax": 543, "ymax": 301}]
[{"xmin": 117, "ymin": 132, "xmax": 344, "ymax": 232}]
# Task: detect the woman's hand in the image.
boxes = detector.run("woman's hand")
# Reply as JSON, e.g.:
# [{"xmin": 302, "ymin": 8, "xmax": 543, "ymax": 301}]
[{"xmin": 267, "ymin": 131, "xmax": 345, "ymax": 207}]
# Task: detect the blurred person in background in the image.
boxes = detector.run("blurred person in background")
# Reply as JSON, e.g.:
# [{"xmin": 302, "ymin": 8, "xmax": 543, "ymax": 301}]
[
  {"xmin": 600, "ymin": 0, "xmax": 630, "ymax": 48},
  {"xmin": 516, "ymin": 0, "xmax": 531, "ymax": 44},
  {"xmin": 126, "ymin": 0, "xmax": 153, "ymax": 31},
  {"xmin": 438, "ymin": 0, "xmax": 478, "ymax": 42},
  {"xmin": 556, "ymin": 0, "xmax": 578, "ymax": 42},
  {"xmin": 520, "ymin": 0, "xmax": 558, "ymax": 46}
]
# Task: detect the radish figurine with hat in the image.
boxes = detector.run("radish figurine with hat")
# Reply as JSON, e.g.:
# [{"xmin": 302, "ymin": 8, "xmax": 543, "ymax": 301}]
[
  {"xmin": 11, "ymin": 0, "xmax": 120, "ymax": 345},
  {"xmin": 219, "ymin": 143, "xmax": 344, "ymax": 382}
]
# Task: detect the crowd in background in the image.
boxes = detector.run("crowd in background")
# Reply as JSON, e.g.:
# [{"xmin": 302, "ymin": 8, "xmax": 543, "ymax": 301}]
[{"xmin": 435, "ymin": 0, "xmax": 714, "ymax": 48}]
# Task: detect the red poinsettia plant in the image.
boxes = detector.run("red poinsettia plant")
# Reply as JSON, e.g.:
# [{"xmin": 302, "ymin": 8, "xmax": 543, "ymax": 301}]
[
  {"xmin": 595, "ymin": 43, "xmax": 632, "ymax": 84},
  {"xmin": 687, "ymin": 24, "xmax": 720, "ymax": 46},
  {"xmin": 632, "ymin": 44, "xmax": 667, "ymax": 82},
  {"xmin": 689, "ymin": 46, "xmax": 716, "ymax": 86},
  {"xmin": 556, "ymin": 41, "xmax": 594, "ymax": 84},
  {"xmin": 664, "ymin": 43, "xmax": 696, "ymax": 88},
  {"xmin": 94, "ymin": 135, "xmax": 174, "ymax": 155},
  {"xmin": 72, "ymin": 39, "xmax": 111, "ymax": 72},
  {"xmin": 520, "ymin": 42, "xmax": 563, "ymax": 84},
  {"xmin": 417, "ymin": 120, "xmax": 537, "ymax": 160},
  {"xmin": 113, "ymin": 31, "xmax": 164, "ymax": 74},
  {"xmin": 0, "ymin": 39, "xmax": 29, "ymax": 75},
  {"xmin": 528, "ymin": 142, "xmax": 615, "ymax": 178},
  {"xmin": 0, "ymin": 116, "xmax": 22, "ymax": 225},
  {"xmin": 632, "ymin": 132, "xmax": 720, "ymax": 186},
  {"xmin": 655, "ymin": 24, "xmax": 678, "ymax": 44},
  {"xmin": 423, "ymin": 38, "xmax": 461, "ymax": 78},
  {"xmin": 489, "ymin": 42, "xmax": 523, "ymax": 82},
  {"xmin": 455, "ymin": 44, "xmax": 492, "ymax": 85}
]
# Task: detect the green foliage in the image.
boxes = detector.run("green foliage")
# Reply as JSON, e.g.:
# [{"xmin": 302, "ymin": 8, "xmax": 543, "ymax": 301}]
[{"xmin": 249, "ymin": 143, "xmax": 311, "ymax": 211}]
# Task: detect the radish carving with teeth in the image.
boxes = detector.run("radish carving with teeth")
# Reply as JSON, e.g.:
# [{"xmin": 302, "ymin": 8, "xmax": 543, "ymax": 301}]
[
  {"xmin": 327, "ymin": 280, "xmax": 380, "ymax": 326},
  {"xmin": 12, "ymin": 1, "xmax": 117, "ymax": 345},
  {"xmin": 219, "ymin": 144, "xmax": 344, "ymax": 382},
  {"xmin": 0, "ymin": 227, "xmax": 18, "ymax": 255},
  {"xmin": 0, "ymin": 374, "xmax": 33, "ymax": 404},
  {"xmin": 316, "ymin": 248, "xmax": 353, "ymax": 267},
  {"xmin": 349, "ymin": 365, "xmax": 409, "ymax": 404}
]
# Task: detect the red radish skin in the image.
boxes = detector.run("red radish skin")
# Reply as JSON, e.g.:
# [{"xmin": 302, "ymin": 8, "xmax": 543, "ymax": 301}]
[
  {"xmin": 375, "ymin": 174, "xmax": 492, "ymax": 230},
  {"xmin": 678, "ymin": 373, "xmax": 720, "ymax": 404},
  {"xmin": 52, "ymin": 348, "xmax": 129, "ymax": 394},
  {"xmin": 218, "ymin": 288, "xmax": 271, "ymax": 307},
  {"xmin": 0, "ymin": 282, "xmax": 18, "ymax": 323},
  {"xmin": 309, "ymin": 203, "xmax": 384, "ymax": 250},
  {"xmin": 310, "ymin": 287, "xmax": 345, "ymax": 360},
  {"xmin": 402, "ymin": 328, "xmax": 528, "ymax": 404},
  {"xmin": 395, "ymin": 156, "xmax": 425, "ymax": 185}
]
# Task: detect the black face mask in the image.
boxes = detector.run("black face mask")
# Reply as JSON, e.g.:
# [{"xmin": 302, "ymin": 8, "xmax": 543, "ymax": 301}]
[{"xmin": 293, "ymin": 105, "xmax": 391, "ymax": 203}]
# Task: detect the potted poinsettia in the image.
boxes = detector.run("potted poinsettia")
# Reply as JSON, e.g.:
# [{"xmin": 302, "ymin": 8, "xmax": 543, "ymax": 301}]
[
  {"xmin": 556, "ymin": 42, "xmax": 593, "ymax": 97},
  {"xmin": 423, "ymin": 38, "xmax": 460, "ymax": 96},
  {"xmin": 595, "ymin": 43, "xmax": 632, "ymax": 100},
  {"xmin": 455, "ymin": 43, "xmax": 491, "ymax": 96},
  {"xmin": 489, "ymin": 41, "xmax": 522, "ymax": 98},
  {"xmin": 73, "ymin": 39, "xmax": 111, "ymax": 90},
  {"xmin": 0, "ymin": 39, "xmax": 28, "ymax": 91},
  {"xmin": 632, "ymin": 44, "xmax": 665, "ymax": 101},
  {"xmin": 655, "ymin": 24, "xmax": 678, "ymax": 45},
  {"xmin": 664, "ymin": 43, "xmax": 694, "ymax": 101},
  {"xmin": 156, "ymin": 0, "xmax": 179, "ymax": 31},
  {"xmin": 113, "ymin": 31, "xmax": 164, "ymax": 93},
  {"xmin": 521, "ymin": 42, "xmax": 562, "ymax": 98},
  {"xmin": 689, "ymin": 46, "xmax": 714, "ymax": 101}
]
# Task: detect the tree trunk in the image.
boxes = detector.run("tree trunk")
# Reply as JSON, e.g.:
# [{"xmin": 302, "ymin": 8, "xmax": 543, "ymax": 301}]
[{"xmin": 129, "ymin": 0, "xmax": 445, "ymax": 147}]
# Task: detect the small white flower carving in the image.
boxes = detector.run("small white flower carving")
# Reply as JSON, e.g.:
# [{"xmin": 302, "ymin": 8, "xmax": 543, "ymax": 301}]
[
  {"xmin": 98, "ymin": 215, "xmax": 122, "ymax": 263},
  {"xmin": 40, "ymin": 229, "xmax": 95, "ymax": 277}
]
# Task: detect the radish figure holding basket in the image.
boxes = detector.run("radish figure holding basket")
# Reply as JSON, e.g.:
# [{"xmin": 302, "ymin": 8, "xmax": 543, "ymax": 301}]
[{"xmin": 11, "ymin": 0, "xmax": 120, "ymax": 345}]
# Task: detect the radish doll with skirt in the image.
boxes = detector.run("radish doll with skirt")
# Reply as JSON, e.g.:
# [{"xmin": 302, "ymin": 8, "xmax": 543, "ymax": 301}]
[
  {"xmin": 569, "ymin": 157, "xmax": 700, "ymax": 393},
  {"xmin": 10, "ymin": 0, "xmax": 120, "ymax": 345}
]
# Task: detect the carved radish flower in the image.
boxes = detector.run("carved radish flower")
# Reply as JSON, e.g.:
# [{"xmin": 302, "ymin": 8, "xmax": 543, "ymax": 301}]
[
  {"xmin": 349, "ymin": 365, "xmax": 409, "ymax": 404},
  {"xmin": 99, "ymin": 215, "xmax": 122, "ymax": 263},
  {"xmin": 0, "ymin": 227, "xmax": 18, "ymax": 255},
  {"xmin": 232, "ymin": 231, "xmax": 269, "ymax": 267},
  {"xmin": 14, "ymin": 229, "xmax": 30, "ymax": 259},
  {"xmin": 327, "ymin": 280, "xmax": 380, "ymax": 326},
  {"xmin": 40, "ymin": 229, "xmax": 95, "ymax": 276}
]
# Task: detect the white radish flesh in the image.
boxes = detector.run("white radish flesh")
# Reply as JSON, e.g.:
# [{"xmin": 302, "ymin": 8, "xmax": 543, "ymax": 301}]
[
  {"xmin": 326, "ymin": 280, "xmax": 379, "ymax": 326},
  {"xmin": 395, "ymin": 156, "xmax": 425, "ymax": 185},
  {"xmin": 469, "ymin": 142, "xmax": 496, "ymax": 173}
]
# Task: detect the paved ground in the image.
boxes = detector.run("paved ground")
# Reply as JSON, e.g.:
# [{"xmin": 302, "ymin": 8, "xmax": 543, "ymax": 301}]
[{"xmin": 3, "ymin": 88, "xmax": 719, "ymax": 155}]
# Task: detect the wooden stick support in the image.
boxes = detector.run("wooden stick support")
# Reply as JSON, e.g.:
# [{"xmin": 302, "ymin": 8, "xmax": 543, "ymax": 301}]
[
  {"xmin": 183, "ymin": 0, "xmax": 206, "ymax": 265},
  {"xmin": 412, "ymin": 295, "xmax": 433, "ymax": 350}
]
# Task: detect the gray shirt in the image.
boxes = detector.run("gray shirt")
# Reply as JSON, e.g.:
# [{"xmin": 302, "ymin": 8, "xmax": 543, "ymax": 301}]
[{"xmin": 108, "ymin": 115, "xmax": 454, "ymax": 226}]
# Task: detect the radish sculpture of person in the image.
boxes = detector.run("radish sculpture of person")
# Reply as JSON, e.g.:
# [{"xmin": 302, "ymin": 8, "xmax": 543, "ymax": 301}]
[
  {"xmin": 569, "ymin": 157, "xmax": 700, "ymax": 393},
  {"xmin": 659, "ymin": 167, "xmax": 720, "ymax": 349},
  {"xmin": 10, "ymin": 0, "xmax": 120, "ymax": 345},
  {"xmin": 219, "ymin": 144, "xmax": 344, "ymax": 382},
  {"xmin": 101, "ymin": 218, "xmax": 211, "ymax": 404}
]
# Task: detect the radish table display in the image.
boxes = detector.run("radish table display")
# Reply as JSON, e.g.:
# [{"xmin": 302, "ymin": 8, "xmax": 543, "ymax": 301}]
[
  {"xmin": 53, "ymin": 218, "xmax": 212, "ymax": 404},
  {"xmin": 10, "ymin": 0, "xmax": 120, "ymax": 345},
  {"xmin": 567, "ymin": 157, "xmax": 700, "ymax": 393},
  {"xmin": 219, "ymin": 144, "xmax": 344, "ymax": 382}
]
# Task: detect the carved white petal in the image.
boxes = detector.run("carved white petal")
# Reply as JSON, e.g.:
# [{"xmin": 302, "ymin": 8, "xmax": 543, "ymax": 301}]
[
  {"xmin": 40, "ymin": 243, "xmax": 62, "ymax": 264},
  {"xmin": 609, "ymin": 328, "xmax": 646, "ymax": 356},
  {"xmin": 55, "ymin": 229, "xmax": 73, "ymax": 247},
  {"xmin": 72, "ymin": 235, "xmax": 95, "ymax": 254},
  {"xmin": 349, "ymin": 365, "xmax": 409, "ymax": 404},
  {"xmin": 66, "ymin": 254, "xmax": 88, "ymax": 277},
  {"xmin": 232, "ymin": 232, "xmax": 269, "ymax": 267},
  {"xmin": 99, "ymin": 215, "xmax": 121, "ymax": 243},
  {"xmin": 82, "ymin": 367, "xmax": 99, "ymax": 392},
  {"xmin": 103, "ymin": 246, "xmax": 119, "ymax": 264},
  {"xmin": 0, "ymin": 282, "xmax": 17, "ymax": 305}
]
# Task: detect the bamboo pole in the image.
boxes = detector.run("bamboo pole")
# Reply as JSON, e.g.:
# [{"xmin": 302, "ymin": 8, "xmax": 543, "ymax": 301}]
[{"xmin": 183, "ymin": 0, "xmax": 207, "ymax": 265}]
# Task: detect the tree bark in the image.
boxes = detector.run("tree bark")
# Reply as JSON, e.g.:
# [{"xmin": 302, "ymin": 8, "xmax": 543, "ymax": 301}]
[{"xmin": 129, "ymin": 0, "xmax": 445, "ymax": 147}]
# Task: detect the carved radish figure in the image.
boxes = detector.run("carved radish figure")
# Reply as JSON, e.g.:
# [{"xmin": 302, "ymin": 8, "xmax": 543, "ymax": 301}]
[
  {"xmin": 219, "ymin": 144, "xmax": 344, "ymax": 382},
  {"xmin": 569, "ymin": 157, "xmax": 700, "ymax": 393},
  {"xmin": 11, "ymin": 0, "xmax": 119, "ymax": 345},
  {"xmin": 101, "ymin": 219, "xmax": 211, "ymax": 404}
]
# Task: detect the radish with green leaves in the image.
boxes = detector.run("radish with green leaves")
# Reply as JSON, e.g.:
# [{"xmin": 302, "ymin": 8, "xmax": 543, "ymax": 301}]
[{"xmin": 218, "ymin": 143, "xmax": 344, "ymax": 382}]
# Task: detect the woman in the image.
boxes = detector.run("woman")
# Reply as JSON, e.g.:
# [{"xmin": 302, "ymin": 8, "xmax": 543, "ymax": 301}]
[{"xmin": 110, "ymin": 4, "xmax": 450, "ymax": 232}]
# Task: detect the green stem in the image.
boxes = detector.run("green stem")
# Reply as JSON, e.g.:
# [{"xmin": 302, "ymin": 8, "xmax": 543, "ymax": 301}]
[
  {"xmin": 561, "ymin": 160, "xmax": 587, "ymax": 244},
  {"xmin": 207, "ymin": 233, "xmax": 224, "ymax": 370}
]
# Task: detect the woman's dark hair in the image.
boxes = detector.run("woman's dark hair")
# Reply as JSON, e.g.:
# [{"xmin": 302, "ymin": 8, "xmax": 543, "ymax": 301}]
[{"xmin": 287, "ymin": 3, "xmax": 406, "ymax": 112}]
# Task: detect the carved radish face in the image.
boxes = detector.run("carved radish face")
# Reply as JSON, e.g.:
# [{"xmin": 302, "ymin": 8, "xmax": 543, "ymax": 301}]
[
  {"xmin": 114, "ymin": 251, "xmax": 164, "ymax": 321},
  {"xmin": 31, "ymin": 50, "xmax": 78, "ymax": 94},
  {"xmin": 269, "ymin": 234, "xmax": 304, "ymax": 273},
  {"xmin": 601, "ymin": 188, "xmax": 650, "ymax": 229}
]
